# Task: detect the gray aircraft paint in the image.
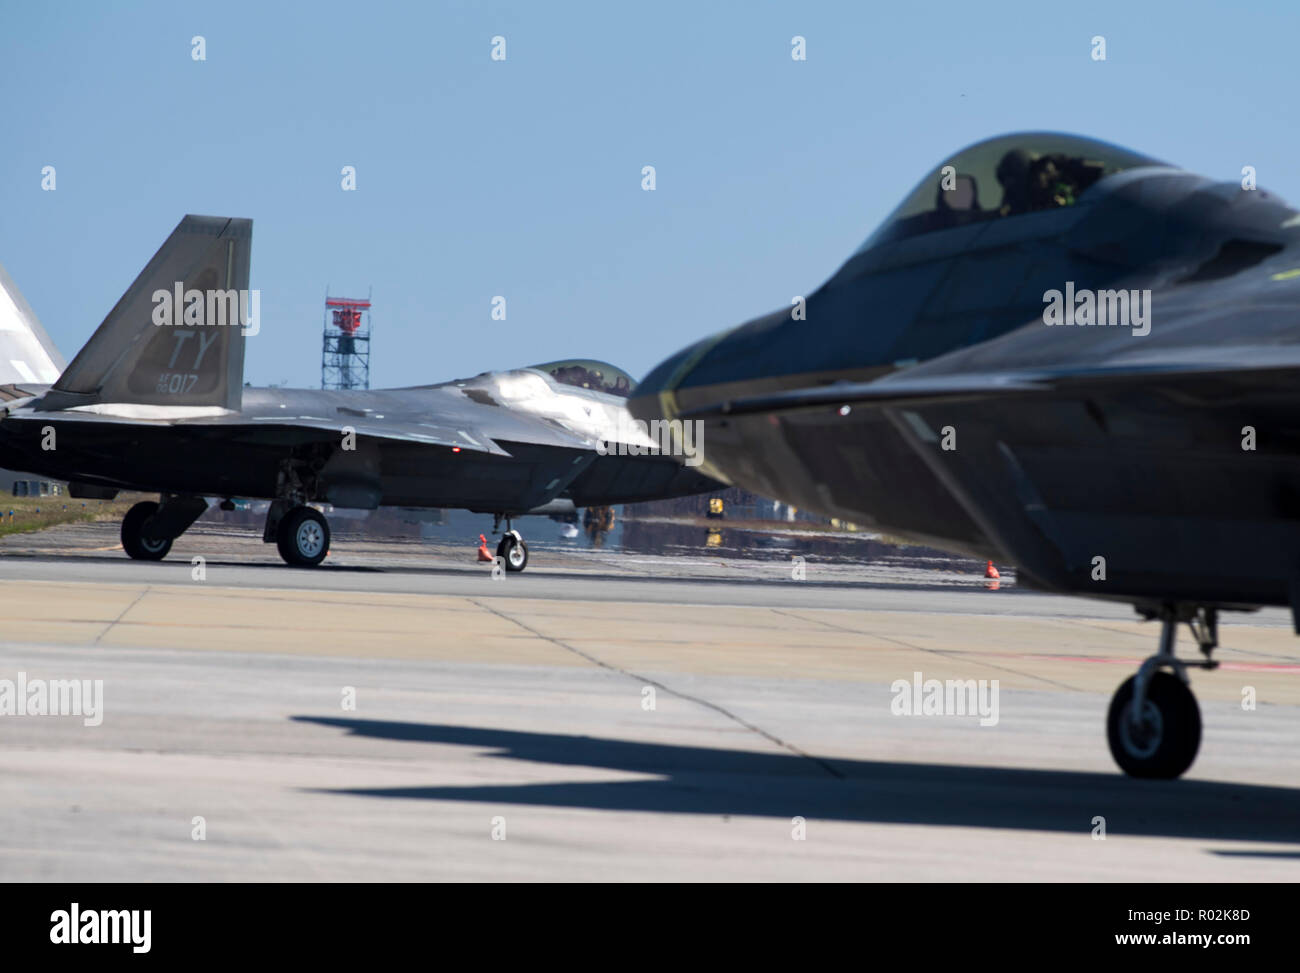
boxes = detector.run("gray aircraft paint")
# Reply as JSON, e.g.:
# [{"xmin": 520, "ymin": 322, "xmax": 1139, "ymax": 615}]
[
  {"xmin": 632, "ymin": 132, "xmax": 1300, "ymax": 612},
  {"xmin": 0, "ymin": 216, "xmax": 717, "ymax": 521}
]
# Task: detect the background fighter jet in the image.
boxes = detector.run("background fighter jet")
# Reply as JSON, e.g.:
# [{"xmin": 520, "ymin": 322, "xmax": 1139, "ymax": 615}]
[
  {"xmin": 0, "ymin": 258, "xmax": 66, "ymax": 493},
  {"xmin": 632, "ymin": 131, "xmax": 1300, "ymax": 779},
  {"xmin": 0, "ymin": 261, "xmax": 65, "ymax": 387},
  {"xmin": 0, "ymin": 215, "xmax": 717, "ymax": 572}
]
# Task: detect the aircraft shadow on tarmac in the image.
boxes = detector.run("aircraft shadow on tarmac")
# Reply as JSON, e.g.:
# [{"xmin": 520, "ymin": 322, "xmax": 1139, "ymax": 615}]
[{"xmin": 295, "ymin": 717, "xmax": 1300, "ymax": 845}]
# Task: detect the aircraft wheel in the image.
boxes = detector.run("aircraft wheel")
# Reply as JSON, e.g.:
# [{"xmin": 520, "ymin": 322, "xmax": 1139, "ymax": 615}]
[
  {"xmin": 276, "ymin": 506, "xmax": 330, "ymax": 567},
  {"xmin": 1106, "ymin": 671, "xmax": 1201, "ymax": 779},
  {"xmin": 121, "ymin": 501, "xmax": 172, "ymax": 561},
  {"xmin": 496, "ymin": 532, "xmax": 528, "ymax": 572}
]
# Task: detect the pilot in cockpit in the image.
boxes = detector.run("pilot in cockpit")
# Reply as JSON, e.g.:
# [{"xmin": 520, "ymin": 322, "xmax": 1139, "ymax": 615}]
[{"xmin": 996, "ymin": 148, "xmax": 1105, "ymax": 215}]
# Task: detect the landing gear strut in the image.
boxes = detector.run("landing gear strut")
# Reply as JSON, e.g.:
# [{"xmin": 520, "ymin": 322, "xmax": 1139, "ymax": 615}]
[
  {"xmin": 1106, "ymin": 606, "xmax": 1218, "ymax": 779},
  {"xmin": 259, "ymin": 455, "xmax": 333, "ymax": 567},
  {"xmin": 492, "ymin": 514, "xmax": 528, "ymax": 572}
]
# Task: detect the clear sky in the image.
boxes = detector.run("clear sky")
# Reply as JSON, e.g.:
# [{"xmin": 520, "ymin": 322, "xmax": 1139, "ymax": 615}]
[{"xmin": 3, "ymin": 0, "xmax": 1295, "ymax": 388}]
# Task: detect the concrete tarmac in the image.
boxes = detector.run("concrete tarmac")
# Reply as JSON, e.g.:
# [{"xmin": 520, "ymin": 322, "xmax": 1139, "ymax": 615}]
[{"xmin": 1, "ymin": 522, "xmax": 1298, "ymax": 881}]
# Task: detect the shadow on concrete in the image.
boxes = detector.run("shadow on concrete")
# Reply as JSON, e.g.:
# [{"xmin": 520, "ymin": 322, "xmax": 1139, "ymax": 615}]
[{"xmin": 294, "ymin": 716, "xmax": 1300, "ymax": 843}]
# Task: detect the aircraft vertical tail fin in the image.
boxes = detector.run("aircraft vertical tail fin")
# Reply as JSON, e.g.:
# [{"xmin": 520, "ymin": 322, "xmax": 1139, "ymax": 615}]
[
  {"xmin": 46, "ymin": 215, "xmax": 253, "ymax": 413},
  {"xmin": 0, "ymin": 260, "xmax": 66, "ymax": 388}
]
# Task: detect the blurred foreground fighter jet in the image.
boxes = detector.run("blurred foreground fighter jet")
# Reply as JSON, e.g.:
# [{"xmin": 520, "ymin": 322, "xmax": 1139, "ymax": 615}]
[
  {"xmin": 0, "ymin": 216, "xmax": 717, "ymax": 572},
  {"xmin": 632, "ymin": 132, "xmax": 1300, "ymax": 777}
]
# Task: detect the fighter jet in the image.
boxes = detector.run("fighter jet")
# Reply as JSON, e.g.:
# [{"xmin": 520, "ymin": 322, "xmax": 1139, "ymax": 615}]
[
  {"xmin": 0, "ymin": 215, "xmax": 717, "ymax": 572},
  {"xmin": 0, "ymin": 261, "xmax": 65, "ymax": 387},
  {"xmin": 0, "ymin": 258, "xmax": 66, "ymax": 494},
  {"xmin": 631, "ymin": 131, "xmax": 1300, "ymax": 778}
]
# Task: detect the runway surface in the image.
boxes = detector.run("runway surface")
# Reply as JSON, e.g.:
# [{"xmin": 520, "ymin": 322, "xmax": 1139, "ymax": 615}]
[{"xmin": 2, "ymin": 521, "xmax": 1299, "ymax": 881}]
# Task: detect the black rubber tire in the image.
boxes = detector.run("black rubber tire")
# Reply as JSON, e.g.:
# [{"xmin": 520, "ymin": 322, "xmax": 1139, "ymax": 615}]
[
  {"xmin": 1106, "ymin": 671, "xmax": 1201, "ymax": 779},
  {"xmin": 276, "ymin": 506, "xmax": 330, "ymax": 567},
  {"xmin": 496, "ymin": 533, "xmax": 528, "ymax": 572},
  {"xmin": 121, "ymin": 501, "xmax": 172, "ymax": 561}
]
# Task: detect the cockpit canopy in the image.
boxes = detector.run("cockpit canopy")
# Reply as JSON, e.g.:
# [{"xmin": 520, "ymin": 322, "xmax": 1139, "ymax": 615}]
[
  {"xmin": 531, "ymin": 359, "xmax": 635, "ymax": 397},
  {"xmin": 858, "ymin": 133, "xmax": 1166, "ymax": 252}
]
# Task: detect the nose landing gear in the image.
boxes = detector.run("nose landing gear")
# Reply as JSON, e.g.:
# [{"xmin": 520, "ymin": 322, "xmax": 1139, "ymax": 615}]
[
  {"xmin": 1106, "ymin": 607, "xmax": 1218, "ymax": 779},
  {"xmin": 491, "ymin": 514, "xmax": 529, "ymax": 572}
]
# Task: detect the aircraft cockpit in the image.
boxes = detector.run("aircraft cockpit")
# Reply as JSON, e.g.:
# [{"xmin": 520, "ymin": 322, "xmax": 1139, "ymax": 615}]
[
  {"xmin": 530, "ymin": 359, "xmax": 635, "ymax": 398},
  {"xmin": 858, "ymin": 133, "xmax": 1166, "ymax": 251}
]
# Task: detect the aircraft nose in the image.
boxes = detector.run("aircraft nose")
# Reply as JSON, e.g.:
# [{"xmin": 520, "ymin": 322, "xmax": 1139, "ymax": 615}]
[
  {"xmin": 628, "ymin": 340, "xmax": 705, "ymax": 425},
  {"xmin": 629, "ymin": 302, "xmax": 800, "ymax": 428}
]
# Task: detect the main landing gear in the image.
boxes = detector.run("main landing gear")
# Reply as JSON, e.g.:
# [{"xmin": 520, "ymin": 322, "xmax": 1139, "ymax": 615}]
[
  {"xmin": 121, "ymin": 501, "xmax": 172, "ymax": 560},
  {"xmin": 121, "ymin": 495, "xmax": 208, "ymax": 561},
  {"xmin": 121, "ymin": 495, "xmax": 331, "ymax": 567},
  {"xmin": 492, "ymin": 513, "xmax": 529, "ymax": 572},
  {"xmin": 1106, "ymin": 606, "xmax": 1218, "ymax": 779},
  {"xmin": 264, "ymin": 499, "xmax": 330, "ymax": 567}
]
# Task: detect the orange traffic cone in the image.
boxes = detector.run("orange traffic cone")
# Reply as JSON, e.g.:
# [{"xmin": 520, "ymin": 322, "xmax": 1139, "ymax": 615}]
[
  {"xmin": 984, "ymin": 560, "xmax": 1000, "ymax": 579},
  {"xmin": 476, "ymin": 534, "xmax": 494, "ymax": 562}
]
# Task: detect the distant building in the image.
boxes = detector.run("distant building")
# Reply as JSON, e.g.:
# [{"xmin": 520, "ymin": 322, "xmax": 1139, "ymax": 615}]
[{"xmin": 7, "ymin": 476, "xmax": 62, "ymax": 497}]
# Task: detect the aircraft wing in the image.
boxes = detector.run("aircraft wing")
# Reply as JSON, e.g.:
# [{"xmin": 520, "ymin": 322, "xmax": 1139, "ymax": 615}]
[
  {"xmin": 681, "ymin": 354, "xmax": 1300, "ymax": 417},
  {"xmin": 684, "ymin": 291, "xmax": 1300, "ymax": 417},
  {"xmin": 0, "ymin": 396, "xmax": 601, "ymax": 458},
  {"xmin": 680, "ymin": 373, "xmax": 1049, "ymax": 416},
  {"xmin": 200, "ymin": 410, "xmax": 596, "ymax": 457}
]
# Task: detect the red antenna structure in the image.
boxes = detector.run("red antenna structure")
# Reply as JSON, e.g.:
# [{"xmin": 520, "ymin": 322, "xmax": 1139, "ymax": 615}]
[{"xmin": 322, "ymin": 291, "xmax": 372, "ymax": 390}]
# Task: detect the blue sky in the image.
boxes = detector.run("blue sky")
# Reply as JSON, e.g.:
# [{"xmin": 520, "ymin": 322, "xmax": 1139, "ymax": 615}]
[{"xmin": 2, "ymin": 0, "xmax": 1295, "ymax": 388}]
